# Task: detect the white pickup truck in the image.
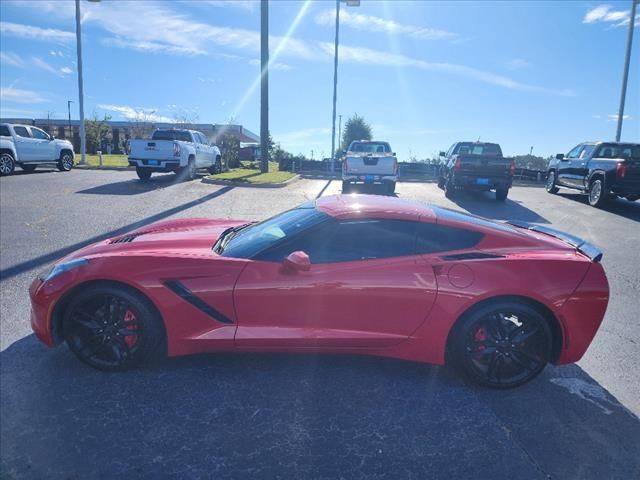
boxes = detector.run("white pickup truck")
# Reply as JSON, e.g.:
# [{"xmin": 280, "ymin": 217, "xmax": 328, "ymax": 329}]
[
  {"xmin": 0, "ymin": 123, "xmax": 75, "ymax": 176},
  {"xmin": 341, "ymin": 140, "xmax": 399, "ymax": 194},
  {"xmin": 128, "ymin": 129, "xmax": 223, "ymax": 181}
]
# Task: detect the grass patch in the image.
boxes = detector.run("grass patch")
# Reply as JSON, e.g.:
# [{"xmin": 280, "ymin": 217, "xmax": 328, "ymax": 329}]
[
  {"xmin": 84, "ymin": 154, "xmax": 129, "ymax": 167},
  {"xmin": 206, "ymin": 162, "xmax": 295, "ymax": 184}
]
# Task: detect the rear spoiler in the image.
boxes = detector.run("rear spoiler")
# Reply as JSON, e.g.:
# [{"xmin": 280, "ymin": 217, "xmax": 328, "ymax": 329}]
[{"xmin": 506, "ymin": 221, "xmax": 603, "ymax": 262}]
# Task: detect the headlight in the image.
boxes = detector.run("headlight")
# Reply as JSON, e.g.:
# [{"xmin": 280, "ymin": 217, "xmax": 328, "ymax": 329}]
[{"xmin": 39, "ymin": 258, "xmax": 88, "ymax": 282}]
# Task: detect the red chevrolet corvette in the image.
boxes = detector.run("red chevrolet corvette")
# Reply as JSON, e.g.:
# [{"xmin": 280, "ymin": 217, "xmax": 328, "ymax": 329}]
[{"xmin": 30, "ymin": 194, "xmax": 609, "ymax": 388}]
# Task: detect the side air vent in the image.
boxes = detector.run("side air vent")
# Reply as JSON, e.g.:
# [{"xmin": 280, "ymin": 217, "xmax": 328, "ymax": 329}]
[
  {"xmin": 441, "ymin": 252, "xmax": 504, "ymax": 261},
  {"xmin": 109, "ymin": 235, "xmax": 137, "ymax": 244}
]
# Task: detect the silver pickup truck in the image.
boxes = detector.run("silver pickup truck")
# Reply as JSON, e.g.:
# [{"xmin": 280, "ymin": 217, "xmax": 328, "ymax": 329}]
[{"xmin": 342, "ymin": 140, "xmax": 398, "ymax": 194}]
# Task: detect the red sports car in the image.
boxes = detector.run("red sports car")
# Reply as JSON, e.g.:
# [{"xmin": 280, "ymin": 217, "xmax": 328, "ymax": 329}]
[{"xmin": 29, "ymin": 195, "xmax": 609, "ymax": 388}]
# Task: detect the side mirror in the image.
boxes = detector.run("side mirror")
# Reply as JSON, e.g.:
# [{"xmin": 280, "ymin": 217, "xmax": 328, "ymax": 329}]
[
  {"xmin": 556, "ymin": 153, "xmax": 565, "ymax": 160},
  {"xmin": 439, "ymin": 151, "xmax": 446, "ymax": 157},
  {"xmin": 342, "ymin": 150, "xmax": 347, "ymax": 156},
  {"xmin": 49, "ymin": 135, "xmax": 55, "ymax": 141},
  {"xmin": 392, "ymin": 152, "xmax": 396, "ymax": 156},
  {"xmin": 282, "ymin": 251, "xmax": 310, "ymax": 273}
]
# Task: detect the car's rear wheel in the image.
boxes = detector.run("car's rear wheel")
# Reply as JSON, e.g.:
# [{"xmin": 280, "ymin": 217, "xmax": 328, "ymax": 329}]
[
  {"xmin": 449, "ymin": 300, "xmax": 552, "ymax": 388},
  {"xmin": 0, "ymin": 153, "xmax": 16, "ymax": 176},
  {"xmin": 437, "ymin": 176, "xmax": 445, "ymax": 189},
  {"xmin": 386, "ymin": 181, "xmax": 396, "ymax": 195},
  {"xmin": 588, "ymin": 177, "xmax": 608, "ymax": 208},
  {"xmin": 495, "ymin": 186, "xmax": 509, "ymax": 201},
  {"xmin": 546, "ymin": 170, "xmax": 559, "ymax": 194},
  {"xmin": 21, "ymin": 164, "xmax": 37, "ymax": 172},
  {"xmin": 63, "ymin": 285, "xmax": 165, "ymax": 371},
  {"xmin": 342, "ymin": 181, "xmax": 351, "ymax": 193},
  {"xmin": 57, "ymin": 152, "xmax": 74, "ymax": 172},
  {"xmin": 444, "ymin": 177, "xmax": 456, "ymax": 199},
  {"xmin": 180, "ymin": 157, "xmax": 197, "ymax": 181},
  {"xmin": 136, "ymin": 167, "xmax": 152, "ymax": 181}
]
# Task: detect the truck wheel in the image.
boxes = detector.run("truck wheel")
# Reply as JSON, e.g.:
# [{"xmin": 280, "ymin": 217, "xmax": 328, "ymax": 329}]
[
  {"xmin": 545, "ymin": 170, "xmax": 559, "ymax": 194},
  {"xmin": 57, "ymin": 152, "xmax": 74, "ymax": 172},
  {"xmin": 387, "ymin": 181, "xmax": 396, "ymax": 195},
  {"xmin": 495, "ymin": 186, "xmax": 509, "ymax": 201},
  {"xmin": 342, "ymin": 181, "xmax": 351, "ymax": 194},
  {"xmin": 180, "ymin": 158, "xmax": 196, "ymax": 181},
  {"xmin": 444, "ymin": 177, "xmax": 456, "ymax": 199},
  {"xmin": 208, "ymin": 157, "xmax": 222, "ymax": 175},
  {"xmin": 136, "ymin": 167, "xmax": 152, "ymax": 182},
  {"xmin": 437, "ymin": 176, "xmax": 445, "ymax": 189},
  {"xmin": 0, "ymin": 153, "xmax": 15, "ymax": 176},
  {"xmin": 21, "ymin": 164, "xmax": 37, "ymax": 172},
  {"xmin": 588, "ymin": 178, "xmax": 608, "ymax": 208}
]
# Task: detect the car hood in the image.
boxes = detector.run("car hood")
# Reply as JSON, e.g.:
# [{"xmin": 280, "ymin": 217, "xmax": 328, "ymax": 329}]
[{"xmin": 68, "ymin": 218, "xmax": 249, "ymax": 260}]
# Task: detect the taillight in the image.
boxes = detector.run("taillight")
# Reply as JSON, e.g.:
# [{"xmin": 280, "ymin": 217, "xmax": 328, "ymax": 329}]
[
  {"xmin": 509, "ymin": 159, "xmax": 516, "ymax": 176},
  {"xmin": 616, "ymin": 162, "xmax": 626, "ymax": 179},
  {"xmin": 173, "ymin": 142, "xmax": 181, "ymax": 157},
  {"xmin": 453, "ymin": 158, "xmax": 462, "ymax": 172}
]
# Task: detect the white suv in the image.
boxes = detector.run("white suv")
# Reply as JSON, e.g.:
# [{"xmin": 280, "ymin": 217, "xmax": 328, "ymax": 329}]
[{"xmin": 0, "ymin": 123, "xmax": 75, "ymax": 176}]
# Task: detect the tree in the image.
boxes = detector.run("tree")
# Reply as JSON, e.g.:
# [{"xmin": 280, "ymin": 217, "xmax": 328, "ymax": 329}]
[
  {"xmin": 220, "ymin": 133, "xmax": 240, "ymax": 168},
  {"xmin": 85, "ymin": 112, "xmax": 112, "ymax": 154},
  {"xmin": 341, "ymin": 114, "xmax": 372, "ymax": 152}
]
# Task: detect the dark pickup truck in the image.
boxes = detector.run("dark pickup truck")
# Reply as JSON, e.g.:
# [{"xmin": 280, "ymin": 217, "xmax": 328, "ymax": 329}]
[
  {"xmin": 437, "ymin": 142, "xmax": 515, "ymax": 201},
  {"xmin": 547, "ymin": 141, "xmax": 640, "ymax": 207}
]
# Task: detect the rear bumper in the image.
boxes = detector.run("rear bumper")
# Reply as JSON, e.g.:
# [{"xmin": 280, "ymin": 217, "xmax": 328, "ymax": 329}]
[
  {"xmin": 343, "ymin": 174, "xmax": 398, "ymax": 184},
  {"xmin": 129, "ymin": 158, "xmax": 181, "ymax": 172},
  {"xmin": 451, "ymin": 174, "xmax": 512, "ymax": 189},
  {"xmin": 610, "ymin": 182, "xmax": 640, "ymax": 198}
]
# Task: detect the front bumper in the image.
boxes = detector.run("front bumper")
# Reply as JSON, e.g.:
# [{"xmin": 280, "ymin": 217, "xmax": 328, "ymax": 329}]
[
  {"xmin": 129, "ymin": 158, "xmax": 181, "ymax": 172},
  {"xmin": 29, "ymin": 277, "xmax": 56, "ymax": 347}
]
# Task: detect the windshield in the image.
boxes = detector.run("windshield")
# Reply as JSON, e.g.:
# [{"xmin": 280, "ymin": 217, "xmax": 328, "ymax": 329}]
[
  {"xmin": 151, "ymin": 130, "xmax": 192, "ymax": 142},
  {"xmin": 595, "ymin": 144, "xmax": 640, "ymax": 159},
  {"xmin": 349, "ymin": 142, "xmax": 392, "ymax": 153},
  {"xmin": 220, "ymin": 207, "xmax": 328, "ymax": 259}
]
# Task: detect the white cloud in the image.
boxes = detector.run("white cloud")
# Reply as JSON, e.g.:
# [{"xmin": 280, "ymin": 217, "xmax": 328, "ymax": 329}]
[
  {"xmin": 101, "ymin": 37, "xmax": 207, "ymax": 57},
  {"xmin": 607, "ymin": 113, "xmax": 632, "ymax": 122},
  {"xmin": 0, "ymin": 21, "xmax": 74, "ymax": 42},
  {"xmin": 315, "ymin": 9, "xmax": 458, "ymax": 41},
  {"xmin": 0, "ymin": 87, "xmax": 48, "ymax": 104},
  {"xmin": 583, "ymin": 5, "xmax": 639, "ymax": 27},
  {"xmin": 49, "ymin": 50, "xmax": 64, "ymax": 57},
  {"xmin": 506, "ymin": 58, "xmax": 530, "ymax": 70},
  {"xmin": 97, "ymin": 104, "xmax": 174, "ymax": 123},
  {"xmin": 0, "ymin": 51, "xmax": 24, "ymax": 67},
  {"xmin": 60, "ymin": 66, "xmax": 73, "ymax": 75}
]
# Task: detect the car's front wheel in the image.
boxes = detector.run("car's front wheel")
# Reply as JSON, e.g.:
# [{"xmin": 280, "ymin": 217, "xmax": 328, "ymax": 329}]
[
  {"xmin": 444, "ymin": 177, "xmax": 456, "ymax": 199},
  {"xmin": 546, "ymin": 170, "xmax": 559, "ymax": 194},
  {"xmin": 208, "ymin": 157, "xmax": 222, "ymax": 175},
  {"xmin": 57, "ymin": 152, "xmax": 74, "ymax": 172},
  {"xmin": 449, "ymin": 299, "xmax": 553, "ymax": 388},
  {"xmin": 63, "ymin": 284, "xmax": 166, "ymax": 371},
  {"xmin": 0, "ymin": 153, "xmax": 16, "ymax": 176}
]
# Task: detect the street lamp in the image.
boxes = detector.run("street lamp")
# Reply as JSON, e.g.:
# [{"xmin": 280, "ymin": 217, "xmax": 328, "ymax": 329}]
[
  {"xmin": 330, "ymin": 0, "xmax": 360, "ymax": 175},
  {"xmin": 615, "ymin": 0, "xmax": 638, "ymax": 141}
]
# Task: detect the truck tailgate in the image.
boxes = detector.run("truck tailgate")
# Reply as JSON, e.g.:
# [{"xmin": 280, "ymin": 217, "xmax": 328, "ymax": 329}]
[
  {"xmin": 129, "ymin": 140, "xmax": 176, "ymax": 159},
  {"xmin": 344, "ymin": 155, "xmax": 397, "ymax": 175},
  {"xmin": 458, "ymin": 155, "xmax": 513, "ymax": 177}
]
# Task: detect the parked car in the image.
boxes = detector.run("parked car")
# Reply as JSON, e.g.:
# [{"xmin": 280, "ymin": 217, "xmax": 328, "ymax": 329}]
[
  {"xmin": 546, "ymin": 141, "xmax": 640, "ymax": 207},
  {"xmin": 128, "ymin": 129, "xmax": 222, "ymax": 181},
  {"xmin": 0, "ymin": 123, "xmax": 75, "ymax": 176},
  {"xmin": 29, "ymin": 194, "xmax": 609, "ymax": 389},
  {"xmin": 342, "ymin": 140, "xmax": 398, "ymax": 194},
  {"xmin": 438, "ymin": 142, "xmax": 515, "ymax": 201}
]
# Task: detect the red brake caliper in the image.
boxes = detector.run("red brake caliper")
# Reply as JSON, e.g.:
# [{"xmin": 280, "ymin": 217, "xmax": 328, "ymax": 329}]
[
  {"xmin": 473, "ymin": 327, "xmax": 487, "ymax": 358},
  {"xmin": 123, "ymin": 310, "xmax": 138, "ymax": 347}
]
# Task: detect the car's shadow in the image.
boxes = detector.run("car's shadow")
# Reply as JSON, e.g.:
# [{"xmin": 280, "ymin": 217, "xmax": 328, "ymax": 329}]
[
  {"xmin": 557, "ymin": 192, "xmax": 640, "ymax": 223},
  {"xmin": 1, "ymin": 336, "xmax": 638, "ymax": 479},
  {"xmin": 452, "ymin": 190, "xmax": 551, "ymax": 224},
  {"xmin": 76, "ymin": 172, "xmax": 198, "ymax": 195}
]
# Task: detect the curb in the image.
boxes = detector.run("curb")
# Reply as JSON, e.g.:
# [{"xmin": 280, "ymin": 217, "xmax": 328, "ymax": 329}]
[{"xmin": 201, "ymin": 174, "xmax": 300, "ymax": 189}]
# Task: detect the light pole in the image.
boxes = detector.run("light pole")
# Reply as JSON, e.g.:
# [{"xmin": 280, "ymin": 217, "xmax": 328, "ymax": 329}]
[
  {"xmin": 615, "ymin": 0, "xmax": 637, "ymax": 141},
  {"xmin": 67, "ymin": 100, "xmax": 73, "ymax": 140},
  {"xmin": 260, "ymin": 0, "xmax": 269, "ymax": 174},
  {"xmin": 338, "ymin": 114, "xmax": 342, "ymax": 153},
  {"xmin": 330, "ymin": 0, "xmax": 360, "ymax": 175},
  {"xmin": 74, "ymin": 0, "xmax": 86, "ymax": 164}
]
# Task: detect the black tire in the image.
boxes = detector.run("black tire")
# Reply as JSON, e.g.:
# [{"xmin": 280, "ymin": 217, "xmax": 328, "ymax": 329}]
[
  {"xmin": 437, "ymin": 176, "xmax": 445, "ymax": 189},
  {"xmin": 444, "ymin": 177, "xmax": 456, "ymax": 199},
  {"xmin": 57, "ymin": 151, "xmax": 74, "ymax": 172},
  {"xmin": 495, "ymin": 186, "xmax": 509, "ymax": 202},
  {"xmin": 545, "ymin": 170, "xmax": 559, "ymax": 194},
  {"xmin": 588, "ymin": 177, "xmax": 608, "ymax": 208},
  {"xmin": 179, "ymin": 157, "xmax": 197, "ymax": 181},
  {"xmin": 386, "ymin": 181, "xmax": 396, "ymax": 195},
  {"xmin": 208, "ymin": 157, "xmax": 222, "ymax": 175},
  {"xmin": 20, "ymin": 164, "xmax": 37, "ymax": 173},
  {"xmin": 136, "ymin": 167, "xmax": 152, "ymax": 181},
  {"xmin": 0, "ymin": 153, "xmax": 16, "ymax": 176},
  {"xmin": 342, "ymin": 181, "xmax": 351, "ymax": 194},
  {"xmin": 63, "ymin": 284, "xmax": 166, "ymax": 371},
  {"xmin": 449, "ymin": 299, "xmax": 553, "ymax": 388}
]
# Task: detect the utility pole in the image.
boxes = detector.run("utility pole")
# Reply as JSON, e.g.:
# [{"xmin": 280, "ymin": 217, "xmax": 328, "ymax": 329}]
[
  {"xmin": 75, "ymin": 0, "xmax": 86, "ymax": 164},
  {"xmin": 616, "ymin": 0, "xmax": 637, "ymax": 141},
  {"xmin": 338, "ymin": 114, "xmax": 342, "ymax": 153},
  {"xmin": 67, "ymin": 100, "xmax": 73, "ymax": 140},
  {"xmin": 260, "ymin": 0, "xmax": 269, "ymax": 173},
  {"xmin": 330, "ymin": 0, "xmax": 341, "ymax": 175}
]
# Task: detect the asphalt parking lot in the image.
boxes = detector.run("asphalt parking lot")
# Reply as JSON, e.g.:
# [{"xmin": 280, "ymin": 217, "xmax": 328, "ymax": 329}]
[{"xmin": 1, "ymin": 168, "xmax": 639, "ymax": 479}]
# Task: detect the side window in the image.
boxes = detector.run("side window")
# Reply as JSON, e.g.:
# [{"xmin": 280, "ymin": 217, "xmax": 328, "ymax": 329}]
[
  {"xmin": 30, "ymin": 128, "xmax": 49, "ymax": 140},
  {"xmin": 260, "ymin": 219, "xmax": 418, "ymax": 263},
  {"xmin": 0, "ymin": 125, "xmax": 10, "ymax": 137},
  {"xmin": 567, "ymin": 144, "xmax": 583, "ymax": 159},
  {"xmin": 200, "ymin": 134, "xmax": 209, "ymax": 145},
  {"xmin": 580, "ymin": 145, "xmax": 595, "ymax": 159},
  {"xmin": 13, "ymin": 126, "xmax": 30, "ymax": 138},
  {"xmin": 416, "ymin": 223, "xmax": 484, "ymax": 254}
]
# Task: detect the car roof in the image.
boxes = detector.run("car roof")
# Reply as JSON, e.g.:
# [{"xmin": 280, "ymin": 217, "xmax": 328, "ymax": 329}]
[{"xmin": 315, "ymin": 194, "xmax": 435, "ymax": 221}]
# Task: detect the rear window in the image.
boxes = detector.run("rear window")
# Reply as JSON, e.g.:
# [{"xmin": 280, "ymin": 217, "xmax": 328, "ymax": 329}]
[
  {"xmin": 416, "ymin": 223, "xmax": 484, "ymax": 254},
  {"xmin": 151, "ymin": 130, "xmax": 192, "ymax": 142},
  {"xmin": 0, "ymin": 125, "xmax": 10, "ymax": 137},
  {"xmin": 455, "ymin": 143, "xmax": 502, "ymax": 156},
  {"xmin": 349, "ymin": 142, "xmax": 391, "ymax": 153},
  {"xmin": 595, "ymin": 144, "xmax": 640, "ymax": 160}
]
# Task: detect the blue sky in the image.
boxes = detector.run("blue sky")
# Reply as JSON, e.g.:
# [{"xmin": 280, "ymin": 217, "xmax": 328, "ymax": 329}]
[{"xmin": 0, "ymin": 0, "xmax": 638, "ymax": 159}]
